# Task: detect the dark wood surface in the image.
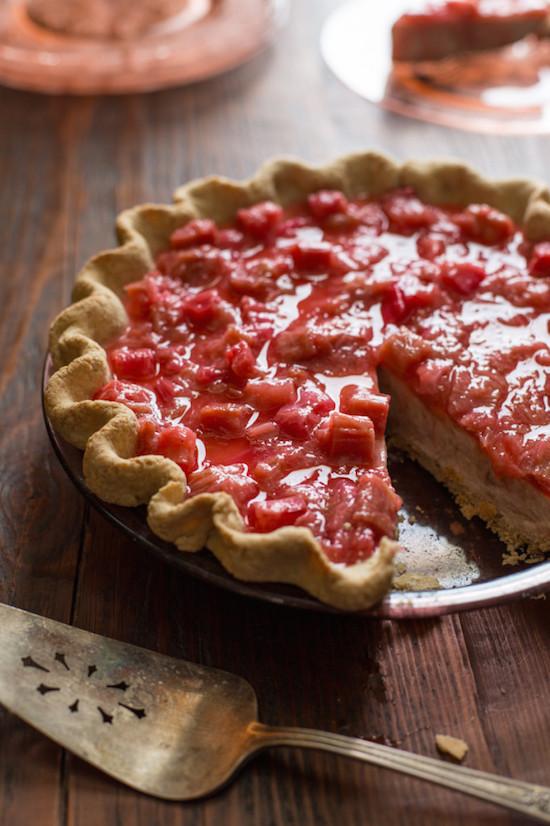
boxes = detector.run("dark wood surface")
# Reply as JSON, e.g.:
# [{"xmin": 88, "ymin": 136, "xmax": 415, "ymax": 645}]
[{"xmin": 1, "ymin": 2, "xmax": 549, "ymax": 824}]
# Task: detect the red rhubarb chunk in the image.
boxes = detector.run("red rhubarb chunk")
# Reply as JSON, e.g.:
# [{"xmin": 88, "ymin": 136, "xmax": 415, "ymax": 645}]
[
  {"xmin": 348, "ymin": 242, "xmax": 388, "ymax": 269},
  {"xmin": 195, "ymin": 363, "xmax": 225, "ymax": 386},
  {"xmin": 307, "ymin": 189, "xmax": 349, "ymax": 220},
  {"xmin": 181, "ymin": 289, "xmax": 223, "ymax": 326},
  {"xmin": 154, "ymin": 376, "xmax": 178, "ymax": 405},
  {"xmin": 198, "ymin": 402, "xmax": 253, "ymax": 436},
  {"xmin": 340, "ymin": 385, "xmax": 390, "ymax": 434},
  {"xmin": 289, "ymin": 241, "xmax": 335, "ymax": 271},
  {"xmin": 225, "ymin": 340, "xmax": 257, "ymax": 380},
  {"xmin": 125, "ymin": 280, "xmax": 157, "ymax": 320},
  {"xmin": 274, "ymin": 324, "xmax": 331, "ymax": 362},
  {"xmin": 137, "ymin": 419, "xmax": 159, "ymax": 455},
  {"xmin": 414, "ymin": 358, "xmax": 453, "ymax": 403},
  {"xmin": 351, "ymin": 202, "xmax": 389, "ymax": 234},
  {"xmin": 275, "ymin": 385, "xmax": 335, "ymax": 439},
  {"xmin": 94, "ymin": 380, "xmax": 158, "ymax": 418},
  {"xmin": 417, "ymin": 234, "xmax": 446, "ymax": 260},
  {"xmin": 110, "ymin": 347, "xmax": 157, "ymax": 381},
  {"xmin": 189, "ymin": 464, "xmax": 259, "ymax": 509},
  {"xmin": 155, "ymin": 424, "xmax": 197, "ymax": 473},
  {"xmin": 379, "ymin": 329, "xmax": 434, "ymax": 377},
  {"xmin": 316, "ymin": 412, "xmax": 376, "ymax": 463},
  {"xmin": 300, "ymin": 386, "xmax": 336, "ymax": 415},
  {"xmin": 275, "ymin": 404, "xmax": 316, "ymax": 439},
  {"xmin": 454, "ymin": 204, "xmax": 515, "ymax": 245},
  {"xmin": 380, "ymin": 281, "xmax": 437, "ymax": 324},
  {"xmin": 236, "ymin": 201, "xmax": 283, "ymax": 239},
  {"xmin": 354, "ymin": 475, "xmax": 403, "ymax": 538},
  {"xmin": 217, "ymin": 228, "xmax": 245, "ymax": 249},
  {"xmin": 229, "ymin": 256, "xmax": 291, "ymax": 298},
  {"xmin": 274, "ymin": 322, "xmax": 371, "ymax": 368},
  {"xmin": 248, "ymin": 495, "xmax": 308, "ymax": 532},
  {"xmin": 382, "ymin": 189, "xmax": 438, "ymax": 232},
  {"xmin": 157, "ymin": 247, "xmax": 229, "ymax": 285},
  {"xmin": 245, "ymin": 378, "xmax": 297, "ymax": 411},
  {"xmin": 440, "ymin": 260, "xmax": 485, "ymax": 296},
  {"xmin": 170, "ymin": 219, "xmax": 217, "ymax": 249},
  {"xmin": 381, "ymin": 284, "xmax": 408, "ymax": 325},
  {"xmin": 323, "ymin": 478, "xmax": 377, "ymax": 564},
  {"xmin": 528, "ymin": 242, "xmax": 550, "ymax": 277},
  {"xmin": 156, "ymin": 346, "xmax": 183, "ymax": 376},
  {"xmin": 246, "ymin": 421, "xmax": 280, "ymax": 441}
]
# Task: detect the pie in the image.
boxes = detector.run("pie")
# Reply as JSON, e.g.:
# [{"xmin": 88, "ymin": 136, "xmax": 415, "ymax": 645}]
[
  {"xmin": 45, "ymin": 153, "xmax": 550, "ymax": 611},
  {"xmin": 392, "ymin": 0, "xmax": 549, "ymax": 63}
]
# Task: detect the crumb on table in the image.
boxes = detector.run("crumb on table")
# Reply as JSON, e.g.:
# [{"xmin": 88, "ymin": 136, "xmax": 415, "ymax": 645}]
[{"xmin": 435, "ymin": 734, "xmax": 469, "ymax": 762}]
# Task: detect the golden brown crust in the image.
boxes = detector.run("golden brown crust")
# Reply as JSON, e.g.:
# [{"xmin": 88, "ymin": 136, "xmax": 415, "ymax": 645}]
[{"xmin": 45, "ymin": 152, "xmax": 550, "ymax": 610}]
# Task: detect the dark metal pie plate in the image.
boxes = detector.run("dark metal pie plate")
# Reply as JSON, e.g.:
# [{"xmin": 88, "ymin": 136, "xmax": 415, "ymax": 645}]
[{"xmin": 43, "ymin": 358, "xmax": 550, "ymax": 618}]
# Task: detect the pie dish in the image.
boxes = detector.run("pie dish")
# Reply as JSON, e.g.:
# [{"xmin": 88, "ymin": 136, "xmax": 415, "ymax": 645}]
[
  {"xmin": 45, "ymin": 152, "xmax": 550, "ymax": 611},
  {"xmin": 392, "ymin": 0, "xmax": 549, "ymax": 63}
]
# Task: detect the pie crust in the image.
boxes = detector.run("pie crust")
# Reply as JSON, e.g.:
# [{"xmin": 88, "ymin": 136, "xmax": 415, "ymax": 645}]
[{"xmin": 45, "ymin": 152, "xmax": 550, "ymax": 611}]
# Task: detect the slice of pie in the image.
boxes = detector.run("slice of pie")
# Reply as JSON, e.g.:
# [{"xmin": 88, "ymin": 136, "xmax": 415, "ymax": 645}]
[
  {"xmin": 392, "ymin": 0, "xmax": 549, "ymax": 63},
  {"xmin": 45, "ymin": 153, "xmax": 550, "ymax": 610}
]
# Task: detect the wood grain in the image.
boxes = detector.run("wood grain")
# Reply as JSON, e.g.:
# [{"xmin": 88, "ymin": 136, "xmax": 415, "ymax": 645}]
[{"xmin": 0, "ymin": 1, "xmax": 549, "ymax": 824}]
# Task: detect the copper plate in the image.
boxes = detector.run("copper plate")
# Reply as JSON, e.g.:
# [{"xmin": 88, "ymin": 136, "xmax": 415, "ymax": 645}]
[
  {"xmin": 0, "ymin": 0, "xmax": 287, "ymax": 95},
  {"xmin": 42, "ymin": 357, "xmax": 550, "ymax": 618}
]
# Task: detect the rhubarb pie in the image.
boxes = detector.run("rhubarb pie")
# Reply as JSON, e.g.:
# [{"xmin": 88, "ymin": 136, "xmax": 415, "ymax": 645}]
[
  {"xmin": 392, "ymin": 0, "xmax": 549, "ymax": 63},
  {"xmin": 46, "ymin": 153, "xmax": 550, "ymax": 610}
]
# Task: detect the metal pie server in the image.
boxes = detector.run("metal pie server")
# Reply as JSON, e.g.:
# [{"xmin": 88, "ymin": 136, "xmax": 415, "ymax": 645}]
[{"xmin": 0, "ymin": 603, "xmax": 549, "ymax": 821}]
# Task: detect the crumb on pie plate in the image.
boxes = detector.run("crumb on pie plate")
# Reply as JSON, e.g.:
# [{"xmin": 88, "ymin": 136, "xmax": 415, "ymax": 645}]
[{"xmin": 45, "ymin": 152, "xmax": 550, "ymax": 611}]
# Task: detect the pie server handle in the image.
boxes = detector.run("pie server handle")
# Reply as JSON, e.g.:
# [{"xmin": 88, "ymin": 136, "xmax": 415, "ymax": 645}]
[{"xmin": 251, "ymin": 724, "xmax": 550, "ymax": 823}]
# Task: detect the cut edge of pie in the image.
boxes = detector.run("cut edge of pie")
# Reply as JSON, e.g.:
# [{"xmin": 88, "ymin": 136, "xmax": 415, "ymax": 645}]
[{"xmin": 45, "ymin": 151, "xmax": 550, "ymax": 611}]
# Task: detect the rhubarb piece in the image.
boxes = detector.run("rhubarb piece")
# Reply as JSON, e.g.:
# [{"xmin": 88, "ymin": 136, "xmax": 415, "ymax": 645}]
[
  {"xmin": 189, "ymin": 464, "xmax": 259, "ymax": 509},
  {"xmin": 225, "ymin": 340, "xmax": 257, "ymax": 380},
  {"xmin": 155, "ymin": 424, "xmax": 197, "ymax": 474},
  {"xmin": 245, "ymin": 378, "xmax": 297, "ymax": 411},
  {"xmin": 340, "ymin": 385, "xmax": 390, "ymax": 434},
  {"xmin": 529, "ymin": 242, "xmax": 550, "ymax": 277},
  {"xmin": 307, "ymin": 190, "xmax": 349, "ymax": 220},
  {"xmin": 454, "ymin": 204, "xmax": 515, "ymax": 245},
  {"xmin": 170, "ymin": 218, "xmax": 217, "ymax": 249},
  {"xmin": 316, "ymin": 412, "xmax": 376, "ymax": 463},
  {"xmin": 248, "ymin": 495, "xmax": 308, "ymax": 532},
  {"xmin": 237, "ymin": 201, "xmax": 283, "ymax": 239},
  {"xmin": 110, "ymin": 347, "xmax": 157, "ymax": 381},
  {"xmin": 440, "ymin": 260, "xmax": 485, "ymax": 295},
  {"xmin": 198, "ymin": 402, "xmax": 253, "ymax": 437}
]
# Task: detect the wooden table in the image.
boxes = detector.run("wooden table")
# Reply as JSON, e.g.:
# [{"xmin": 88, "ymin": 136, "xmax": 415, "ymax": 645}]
[{"xmin": 1, "ymin": 2, "xmax": 549, "ymax": 824}]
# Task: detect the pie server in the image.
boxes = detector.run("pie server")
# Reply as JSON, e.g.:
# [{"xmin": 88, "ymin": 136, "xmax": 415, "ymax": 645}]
[{"xmin": 0, "ymin": 602, "xmax": 548, "ymax": 821}]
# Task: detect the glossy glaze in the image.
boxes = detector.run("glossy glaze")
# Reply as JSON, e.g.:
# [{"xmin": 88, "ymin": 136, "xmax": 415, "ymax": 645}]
[{"xmin": 96, "ymin": 188, "xmax": 550, "ymax": 562}]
